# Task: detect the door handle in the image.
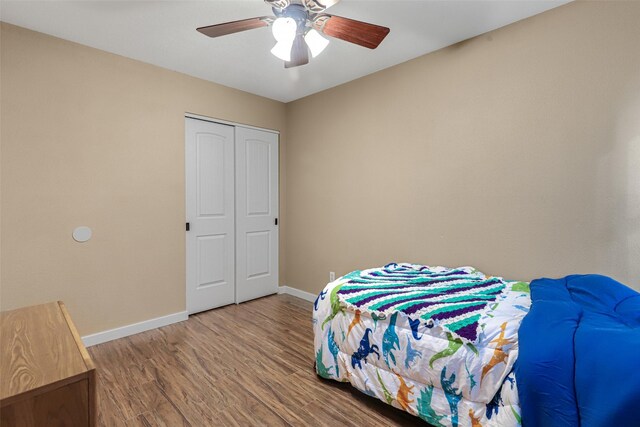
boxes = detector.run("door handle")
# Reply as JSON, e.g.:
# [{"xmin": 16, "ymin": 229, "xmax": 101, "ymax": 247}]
[
  {"xmin": 275, "ymin": 218, "xmax": 278, "ymax": 226},
  {"xmin": 186, "ymin": 222, "xmax": 190, "ymax": 231}
]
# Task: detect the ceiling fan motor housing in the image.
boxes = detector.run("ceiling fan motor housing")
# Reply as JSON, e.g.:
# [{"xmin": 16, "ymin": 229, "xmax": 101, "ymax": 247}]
[{"xmin": 273, "ymin": 4, "xmax": 310, "ymax": 35}]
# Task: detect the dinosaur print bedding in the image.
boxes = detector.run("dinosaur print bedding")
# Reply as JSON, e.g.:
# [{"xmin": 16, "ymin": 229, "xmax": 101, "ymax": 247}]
[{"xmin": 313, "ymin": 263, "xmax": 531, "ymax": 426}]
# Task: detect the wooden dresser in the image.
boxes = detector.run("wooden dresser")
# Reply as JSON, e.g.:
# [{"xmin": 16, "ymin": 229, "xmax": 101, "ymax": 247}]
[{"xmin": 1, "ymin": 302, "xmax": 96, "ymax": 426}]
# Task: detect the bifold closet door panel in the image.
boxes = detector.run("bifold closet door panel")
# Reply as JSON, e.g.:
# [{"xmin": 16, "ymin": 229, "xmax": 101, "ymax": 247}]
[
  {"xmin": 235, "ymin": 127, "xmax": 279, "ymax": 303},
  {"xmin": 185, "ymin": 118, "xmax": 236, "ymax": 314}
]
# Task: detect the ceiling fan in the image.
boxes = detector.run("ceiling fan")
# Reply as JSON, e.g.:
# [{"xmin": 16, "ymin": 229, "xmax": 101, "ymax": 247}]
[{"xmin": 197, "ymin": 0, "xmax": 390, "ymax": 68}]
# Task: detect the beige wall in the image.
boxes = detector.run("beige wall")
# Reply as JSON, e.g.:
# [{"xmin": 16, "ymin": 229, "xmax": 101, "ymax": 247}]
[
  {"xmin": 0, "ymin": 23, "xmax": 287, "ymax": 335},
  {"xmin": 285, "ymin": 1, "xmax": 640, "ymax": 294}
]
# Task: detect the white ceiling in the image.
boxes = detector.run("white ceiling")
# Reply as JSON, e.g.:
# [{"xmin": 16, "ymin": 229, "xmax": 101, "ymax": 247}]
[{"xmin": 1, "ymin": 0, "xmax": 570, "ymax": 102}]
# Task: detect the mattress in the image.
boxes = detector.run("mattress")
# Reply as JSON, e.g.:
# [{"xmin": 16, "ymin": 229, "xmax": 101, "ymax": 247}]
[{"xmin": 312, "ymin": 263, "xmax": 531, "ymax": 427}]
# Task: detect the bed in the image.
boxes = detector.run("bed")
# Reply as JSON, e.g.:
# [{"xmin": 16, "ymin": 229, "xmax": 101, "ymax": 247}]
[
  {"xmin": 312, "ymin": 263, "xmax": 530, "ymax": 427},
  {"xmin": 314, "ymin": 263, "xmax": 640, "ymax": 427}
]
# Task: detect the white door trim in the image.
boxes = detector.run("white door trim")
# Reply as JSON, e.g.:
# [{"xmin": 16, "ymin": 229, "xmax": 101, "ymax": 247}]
[{"xmin": 185, "ymin": 112, "xmax": 280, "ymax": 135}]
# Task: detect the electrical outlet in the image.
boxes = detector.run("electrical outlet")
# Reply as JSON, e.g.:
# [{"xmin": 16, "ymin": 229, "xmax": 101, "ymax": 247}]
[{"xmin": 329, "ymin": 271, "xmax": 336, "ymax": 282}]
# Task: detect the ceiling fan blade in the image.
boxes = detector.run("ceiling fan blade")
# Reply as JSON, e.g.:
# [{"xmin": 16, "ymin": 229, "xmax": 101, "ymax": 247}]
[
  {"xmin": 285, "ymin": 34, "xmax": 309, "ymax": 68},
  {"xmin": 197, "ymin": 17, "xmax": 272, "ymax": 38},
  {"xmin": 313, "ymin": 14, "xmax": 389, "ymax": 49}
]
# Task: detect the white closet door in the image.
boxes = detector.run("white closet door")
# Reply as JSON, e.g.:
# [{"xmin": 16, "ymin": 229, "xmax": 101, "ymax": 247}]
[
  {"xmin": 185, "ymin": 118, "xmax": 236, "ymax": 314},
  {"xmin": 235, "ymin": 127, "xmax": 279, "ymax": 303}
]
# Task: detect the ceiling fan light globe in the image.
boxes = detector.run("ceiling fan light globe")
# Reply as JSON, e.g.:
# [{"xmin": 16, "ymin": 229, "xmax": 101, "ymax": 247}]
[
  {"xmin": 271, "ymin": 17, "xmax": 297, "ymax": 42},
  {"xmin": 271, "ymin": 40, "xmax": 294, "ymax": 61},
  {"xmin": 304, "ymin": 29, "xmax": 329, "ymax": 58}
]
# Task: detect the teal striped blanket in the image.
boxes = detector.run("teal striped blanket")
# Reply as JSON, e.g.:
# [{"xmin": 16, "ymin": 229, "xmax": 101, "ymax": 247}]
[{"xmin": 337, "ymin": 263, "xmax": 510, "ymax": 343}]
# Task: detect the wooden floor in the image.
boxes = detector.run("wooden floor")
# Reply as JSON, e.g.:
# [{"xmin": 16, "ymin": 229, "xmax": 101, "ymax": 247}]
[{"xmin": 89, "ymin": 294, "xmax": 422, "ymax": 426}]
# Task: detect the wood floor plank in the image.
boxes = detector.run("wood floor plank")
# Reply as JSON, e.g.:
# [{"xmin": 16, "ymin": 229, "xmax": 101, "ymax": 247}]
[
  {"xmin": 96, "ymin": 374, "xmax": 146, "ymax": 421},
  {"xmin": 212, "ymin": 405, "xmax": 272, "ymax": 427},
  {"xmin": 123, "ymin": 412, "xmax": 158, "ymax": 427},
  {"xmin": 134, "ymin": 381, "xmax": 191, "ymax": 427},
  {"xmin": 227, "ymin": 369, "xmax": 310, "ymax": 426},
  {"xmin": 196, "ymin": 306, "xmax": 314, "ymax": 373},
  {"xmin": 193, "ymin": 314, "xmax": 298, "ymax": 378},
  {"xmin": 89, "ymin": 294, "xmax": 427, "ymax": 426},
  {"xmin": 144, "ymin": 356, "xmax": 223, "ymax": 425},
  {"xmin": 95, "ymin": 379, "xmax": 128, "ymax": 427},
  {"xmin": 296, "ymin": 400, "xmax": 360, "ymax": 427}
]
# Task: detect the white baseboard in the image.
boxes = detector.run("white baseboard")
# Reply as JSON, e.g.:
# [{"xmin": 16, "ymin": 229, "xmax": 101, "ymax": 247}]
[
  {"xmin": 82, "ymin": 311, "xmax": 188, "ymax": 347},
  {"xmin": 83, "ymin": 288, "xmax": 316, "ymax": 347},
  {"xmin": 278, "ymin": 285, "xmax": 317, "ymax": 303}
]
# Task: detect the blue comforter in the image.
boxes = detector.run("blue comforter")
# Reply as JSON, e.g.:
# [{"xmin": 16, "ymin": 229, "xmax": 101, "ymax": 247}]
[{"xmin": 515, "ymin": 274, "xmax": 640, "ymax": 426}]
